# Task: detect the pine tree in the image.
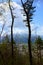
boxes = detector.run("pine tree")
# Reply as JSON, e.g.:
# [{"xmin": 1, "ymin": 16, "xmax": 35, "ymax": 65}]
[{"xmin": 21, "ymin": 0, "xmax": 35, "ymax": 65}]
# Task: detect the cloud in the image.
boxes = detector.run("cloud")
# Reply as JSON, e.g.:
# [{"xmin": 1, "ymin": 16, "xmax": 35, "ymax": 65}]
[
  {"xmin": 0, "ymin": 1, "xmax": 43, "ymax": 36},
  {"xmin": 1, "ymin": 30, "xmax": 6, "ymax": 36},
  {"xmin": 31, "ymin": 24, "xmax": 43, "ymax": 36},
  {"xmin": 13, "ymin": 27, "xmax": 28, "ymax": 34},
  {"xmin": 37, "ymin": 26, "xmax": 43, "ymax": 35},
  {"xmin": 36, "ymin": 1, "xmax": 41, "ymax": 7}
]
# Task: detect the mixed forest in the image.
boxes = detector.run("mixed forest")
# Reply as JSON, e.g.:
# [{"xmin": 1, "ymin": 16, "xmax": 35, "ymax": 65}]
[{"xmin": 0, "ymin": 0, "xmax": 43, "ymax": 65}]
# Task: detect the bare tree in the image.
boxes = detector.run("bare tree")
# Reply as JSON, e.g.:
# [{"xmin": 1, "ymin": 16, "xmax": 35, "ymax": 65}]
[
  {"xmin": 0, "ymin": 0, "xmax": 16, "ymax": 65},
  {"xmin": 0, "ymin": 5, "xmax": 6, "ymax": 39},
  {"xmin": 21, "ymin": 0, "xmax": 35, "ymax": 65},
  {"xmin": 0, "ymin": 4, "xmax": 6, "ymax": 65},
  {"xmin": 8, "ymin": 0, "xmax": 16, "ymax": 65}
]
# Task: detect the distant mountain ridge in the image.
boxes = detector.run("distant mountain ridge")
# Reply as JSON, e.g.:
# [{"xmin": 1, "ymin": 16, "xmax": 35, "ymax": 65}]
[
  {"xmin": 14, "ymin": 33, "xmax": 37, "ymax": 43},
  {"xmin": 1, "ymin": 33, "xmax": 41, "ymax": 44}
]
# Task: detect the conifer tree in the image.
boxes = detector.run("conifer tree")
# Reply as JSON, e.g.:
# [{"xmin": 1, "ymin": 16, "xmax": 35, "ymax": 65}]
[{"xmin": 21, "ymin": 0, "xmax": 35, "ymax": 65}]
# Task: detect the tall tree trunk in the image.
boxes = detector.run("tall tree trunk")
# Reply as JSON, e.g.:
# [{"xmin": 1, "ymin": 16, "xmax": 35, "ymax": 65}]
[
  {"xmin": 27, "ymin": 14, "xmax": 32, "ymax": 65},
  {"xmin": 11, "ymin": 20, "xmax": 14, "ymax": 65},
  {"xmin": 10, "ymin": 11, "xmax": 14, "ymax": 65},
  {"xmin": 28, "ymin": 22, "xmax": 32, "ymax": 65},
  {"xmin": 8, "ymin": 0, "xmax": 14, "ymax": 65}
]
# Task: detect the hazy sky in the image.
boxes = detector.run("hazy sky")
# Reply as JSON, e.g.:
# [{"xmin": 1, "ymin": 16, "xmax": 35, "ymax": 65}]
[
  {"xmin": 0, "ymin": 0, "xmax": 43, "ymax": 36},
  {"xmin": 14, "ymin": 0, "xmax": 43, "ymax": 25},
  {"xmin": 13, "ymin": 0, "xmax": 43, "ymax": 36}
]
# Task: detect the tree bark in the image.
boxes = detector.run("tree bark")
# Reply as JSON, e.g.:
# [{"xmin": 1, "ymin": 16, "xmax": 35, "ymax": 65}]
[
  {"xmin": 28, "ymin": 22, "xmax": 32, "ymax": 65},
  {"xmin": 27, "ymin": 14, "xmax": 32, "ymax": 65},
  {"xmin": 8, "ymin": 0, "xmax": 14, "ymax": 65},
  {"xmin": 11, "ymin": 19, "xmax": 14, "ymax": 65}
]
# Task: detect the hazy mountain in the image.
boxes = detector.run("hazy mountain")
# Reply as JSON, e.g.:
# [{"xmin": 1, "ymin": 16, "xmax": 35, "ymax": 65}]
[
  {"xmin": 14, "ymin": 33, "xmax": 37, "ymax": 43},
  {"xmin": 1, "ymin": 33, "xmax": 37, "ymax": 44},
  {"xmin": 1, "ymin": 32, "xmax": 43, "ymax": 44}
]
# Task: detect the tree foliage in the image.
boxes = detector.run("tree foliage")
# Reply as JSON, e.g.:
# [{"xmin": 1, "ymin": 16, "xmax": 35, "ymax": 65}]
[{"xmin": 21, "ymin": 0, "xmax": 35, "ymax": 65}]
